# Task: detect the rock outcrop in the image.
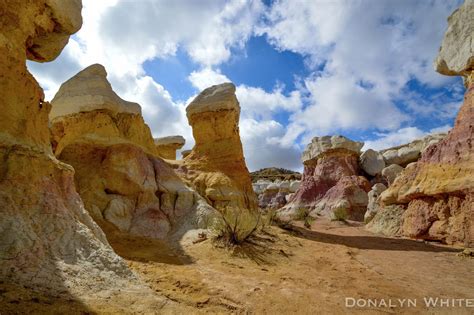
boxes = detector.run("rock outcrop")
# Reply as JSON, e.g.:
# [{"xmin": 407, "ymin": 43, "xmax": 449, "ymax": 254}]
[
  {"xmin": 278, "ymin": 136, "xmax": 370, "ymax": 221},
  {"xmin": 253, "ymin": 179, "xmax": 301, "ymax": 210},
  {"xmin": 380, "ymin": 133, "xmax": 446, "ymax": 167},
  {"xmin": 0, "ymin": 0, "xmax": 142, "ymax": 296},
  {"xmin": 380, "ymin": 0, "xmax": 474, "ymax": 246},
  {"xmin": 179, "ymin": 83, "xmax": 258, "ymax": 212},
  {"xmin": 359, "ymin": 149, "xmax": 385, "ymax": 176},
  {"xmin": 50, "ymin": 65, "xmax": 216, "ymax": 239},
  {"xmin": 154, "ymin": 135, "xmax": 185, "ymax": 160}
]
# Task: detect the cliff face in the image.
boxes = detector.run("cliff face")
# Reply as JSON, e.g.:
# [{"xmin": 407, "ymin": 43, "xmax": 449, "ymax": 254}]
[
  {"xmin": 180, "ymin": 83, "xmax": 258, "ymax": 212},
  {"xmin": 380, "ymin": 0, "xmax": 474, "ymax": 246},
  {"xmin": 50, "ymin": 65, "xmax": 216, "ymax": 239},
  {"xmin": 0, "ymin": 0, "xmax": 137, "ymax": 294}
]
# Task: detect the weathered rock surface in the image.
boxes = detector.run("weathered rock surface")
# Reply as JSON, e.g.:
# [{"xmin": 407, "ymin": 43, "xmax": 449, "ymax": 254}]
[
  {"xmin": 0, "ymin": 0, "xmax": 147, "ymax": 297},
  {"xmin": 359, "ymin": 149, "xmax": 385, "ymax": 176},
  {"xmin": 181, "ymin": 149, "xmax": 192, "ymax": 158},
  {"xmin": 381, "ymin": 164, "xmax": 404, "ymax": 186},
  {"xmin": 301, "ymin": 135, "xmax": 364, "ymax": 163},
  {"xmin": 380, "ymin": 1, "xmax": 474, "ymax": 246},
  {"xmin": 253, "ymin": 179, "xmax": 301, "ymax": 210},
  {"xmin": 278, "ymin": 136, "xmax": 370, "ymax": 221},
  {"xmin": 434, "ymin": 0, "xmax": 474, "ymax": 80},
  {"xmin": 154, "ymin": 135, "xmax": 185, "ymax": 160},
  {"xmin": 364, "ymin": 183, "xmax": 387, "ymax": 223},
  {"xmin": 179, "ymin": 83, "xmax": 258, "ymax": 212},
  {"xmin": 380, "ymin": 133, "xmax": 446, "ymax": 166},
  {"xmin": 50, "ymin": 64, "xmax": 141, "ymax": 119},
  {"xmin": 50, "ymin": 65, "xmax": 216, "ymax": 239}
]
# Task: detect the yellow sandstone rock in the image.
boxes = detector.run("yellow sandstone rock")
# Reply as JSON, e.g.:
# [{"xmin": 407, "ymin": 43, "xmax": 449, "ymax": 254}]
[
  {"xmin": 154, "ymin": 135, "xmax": 186, "ymax": 160},
  {"xmin": 0, "ymin": 0, "xmax": 143, "ymax": 296},
  {"xmin": 180, "ymin": 83, "xmax": 258, "ymax": 212},
  {"xmin": 50, "ymin": 65, "xmax": 217, "ymax": 239}
]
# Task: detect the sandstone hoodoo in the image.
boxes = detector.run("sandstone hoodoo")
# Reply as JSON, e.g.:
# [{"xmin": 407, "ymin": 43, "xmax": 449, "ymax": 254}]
[
  {"xmin": 154, "ymin": 135, "xmax": 186, "ymax": 160},
  {"xmin": 180, "ymin": 83, "xmax": 258, "ymax": 212},
  {"xmin": 50, "ymin": 65, "xmax": 216, "ymax": 239},
  {"xmin": 278, "ymin": 135, "xmax": 371, "ymax": 221},
  {"xmin": 377, "ymin": 0, "xmax": 474, "ymax": 246},
  {"xmin": 0, "ymin": 0, "xmax": 142, "ymax": 297}
]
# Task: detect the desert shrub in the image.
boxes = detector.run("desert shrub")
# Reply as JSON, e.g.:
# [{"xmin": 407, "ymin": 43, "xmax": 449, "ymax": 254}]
[
  {"xmin": 332, "ymin": 206, "xmax": 348, "ymax": 221},
  {"xmin": 211, "ymin": 206, "xmax": 261, "ymax": 245},
  {"xmin": 293, "ymin": 207, "xmax": 309, "ymax": 221}
]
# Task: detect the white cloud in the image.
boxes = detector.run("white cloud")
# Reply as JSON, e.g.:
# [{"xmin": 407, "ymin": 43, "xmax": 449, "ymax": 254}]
[
  {"xmin": 240, "ymin": 119, "xmax": 302, "ymax": 172},
  {"xmin": 363, "ymin": 127, "xmax": 427, "ymax": 151},
  {"xmin": 188, "ymin": 68, "xmax": 230, "ymax": 91},
  {"xmin": 259, "ymin": 0, "xmax": 462, "ymax": 144}
]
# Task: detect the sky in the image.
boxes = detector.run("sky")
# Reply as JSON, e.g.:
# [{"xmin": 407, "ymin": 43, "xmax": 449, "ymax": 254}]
[{"xmin": 28, "ymin": 0, "xmax": 465, "ymax": 172}]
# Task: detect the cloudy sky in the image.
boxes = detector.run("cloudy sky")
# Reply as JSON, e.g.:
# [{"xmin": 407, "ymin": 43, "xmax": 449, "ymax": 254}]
[{"xmin": 28, "ymin": 0, "xmax": 464, "ymax": 171}]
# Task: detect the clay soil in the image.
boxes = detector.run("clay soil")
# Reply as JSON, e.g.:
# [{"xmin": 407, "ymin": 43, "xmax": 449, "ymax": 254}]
[{"xmin": 1, "ymin": 220, "xmax": 473, "ymax": 314}]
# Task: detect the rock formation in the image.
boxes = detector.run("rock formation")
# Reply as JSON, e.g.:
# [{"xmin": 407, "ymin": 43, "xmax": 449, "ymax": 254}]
[
  {"xmin": 377, "ymin": 0, "xmax": 474, "ymax": 246},
  {"xmin": 181, "ymin": 149, "xmax": 192, "ymax": 158},
  {"xmin": 253, "ymin": 179, "xmax": 301, "ymax": 210},
  {"xmin": 359, "ymin": 149, "xmax": 385, "ymax": 176},
  {"xmin": 0, "ymin": 0, "xmax": 144, "ymax": 297},
  {"xmin": 379, "ymin": 133, "xmax": 446, "ymax": 167},
  {"xmin": 278, "ymin": 136, "xmax": 371, "ymax": 221},
  {"xmin": 154, "ymin": 135, "xmax": 185, "ymax": 160},
  {"xmin": 50, "ymin": 64, "xmax": 216, "ymax": 239},
  {"xmin": 179, "ymin": 83, "xmax": 258, "ymax": 212}
]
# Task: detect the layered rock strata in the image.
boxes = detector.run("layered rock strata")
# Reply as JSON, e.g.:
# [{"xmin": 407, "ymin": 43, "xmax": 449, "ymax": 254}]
[
  {"xmin": 50, "ymin": 65, "xmax": 216, "ymax": 239},
  {"xmin": 278, "ymin": 136, "xmax": 370, "ymax": 221},
  {"xmin": 378, "ymin": 0, "xmax": 474, "ymax": 246},
  {"xmin": 0, "ymin": 0, "xmax": 143, "ymax": 296},
  {"xmin": 179, "ymin": 83, "xmax": 258, "ymax": 212}
]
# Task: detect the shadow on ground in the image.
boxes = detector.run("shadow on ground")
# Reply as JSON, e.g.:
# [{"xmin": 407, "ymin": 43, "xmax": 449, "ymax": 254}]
[{"xmin": 281, "ymin": 224, "xmax": 461, "ymax": 253}]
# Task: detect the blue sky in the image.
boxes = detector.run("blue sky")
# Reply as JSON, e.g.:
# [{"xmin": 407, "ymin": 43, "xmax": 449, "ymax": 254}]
[{"xmin": 28, "ymin": 0, "xmax": 465, "ymax": 171}]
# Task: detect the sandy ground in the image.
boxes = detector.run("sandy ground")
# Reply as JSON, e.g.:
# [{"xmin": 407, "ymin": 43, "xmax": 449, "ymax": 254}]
[{"xmin": 1, "ymin": 220, "xmax": 473, "ymax": 314}]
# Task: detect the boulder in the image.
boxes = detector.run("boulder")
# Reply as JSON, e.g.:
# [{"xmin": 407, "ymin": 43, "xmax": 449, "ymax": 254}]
[
  {"xmin": 0, "ymin": 0, "xmax": 142, "ymax": 296},
  {"xmin": 277, "ymin": 136, "xmax": 370, "ymax": 221},
  {"xmin": 380, "ymin": 133, "xmax": 446, "ymax": 166},
  {"xmin": 381, "ymin": 0, "xmax": 474, "ymax": 246},
  {"xmin": 359, "ymin": 149, "xmax": 385, "ymax": 176},
  {"xmin": 50, "ymin": 65, "xmax": 217, "ymax": 239},
  {"xmin": 179, "ymin": 83, "xmax": 258, "ymax": 213},
  {"xmin": 255, "ymin": 180, "xmax": 300, "ymax": 210},
  {"xmin": 434, "ymin": 0, "xmax": 474, "ymax": 82},
  {"xmin": 364, "ymin": 183, "xmax": 387, "ymax": 223},
  {"xmin": 154, "ymin": 135, "xmax": 185, "ymax": 160},
  {"xmin": 381, "ymin": 164, "xmax": 404, "ymax": 185},
  {"xmin": 301, "ymin": 135, "xmax": 364, "ymax": 163}
]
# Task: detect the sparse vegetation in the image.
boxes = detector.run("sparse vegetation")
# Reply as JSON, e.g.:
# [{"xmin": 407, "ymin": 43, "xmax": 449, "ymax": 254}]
[
  {"xmin": 331, "ymin": 206, "xmax": 348, "ymax": 222},
  {"xmin": 211, "ymin": 207, "xmax": 261, "ymax": 245}
]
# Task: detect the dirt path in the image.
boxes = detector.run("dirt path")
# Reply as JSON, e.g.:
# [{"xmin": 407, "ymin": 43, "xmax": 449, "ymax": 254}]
[
  {"xmin": 2, "ymin": 220, "xmax": 472, "ymax": 314},
  {"xmin": 116, "ymin": 220, "xmax": 473, "ymax": 314}
]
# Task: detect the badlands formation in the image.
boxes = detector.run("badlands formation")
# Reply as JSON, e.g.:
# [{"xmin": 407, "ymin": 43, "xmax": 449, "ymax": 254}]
[{"xmin": 0, "ymin": 0, "xmax": 473, "ymax": 313}]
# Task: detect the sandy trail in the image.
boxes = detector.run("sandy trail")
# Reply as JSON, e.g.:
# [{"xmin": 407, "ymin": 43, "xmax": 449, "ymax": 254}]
[{"xmin": 1, "ymin": 220, "xmax": 473, "ymax": 314}]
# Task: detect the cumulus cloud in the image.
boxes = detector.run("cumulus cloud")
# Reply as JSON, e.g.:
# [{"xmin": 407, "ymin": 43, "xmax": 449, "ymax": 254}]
[
  {"xmin": 363, "ymin": 127, "xmax": 427, "ymax": 151},
  {"xmin": 259, "ymin": 0, "xmax": 462, "ymax": 144},
  {"xmin": 26, "ymin": 0, "xmax": 463, "ymax": 172},
  {"xmin": 240, "ymin": 119, "xmax": 302, "ymax": 172}
]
